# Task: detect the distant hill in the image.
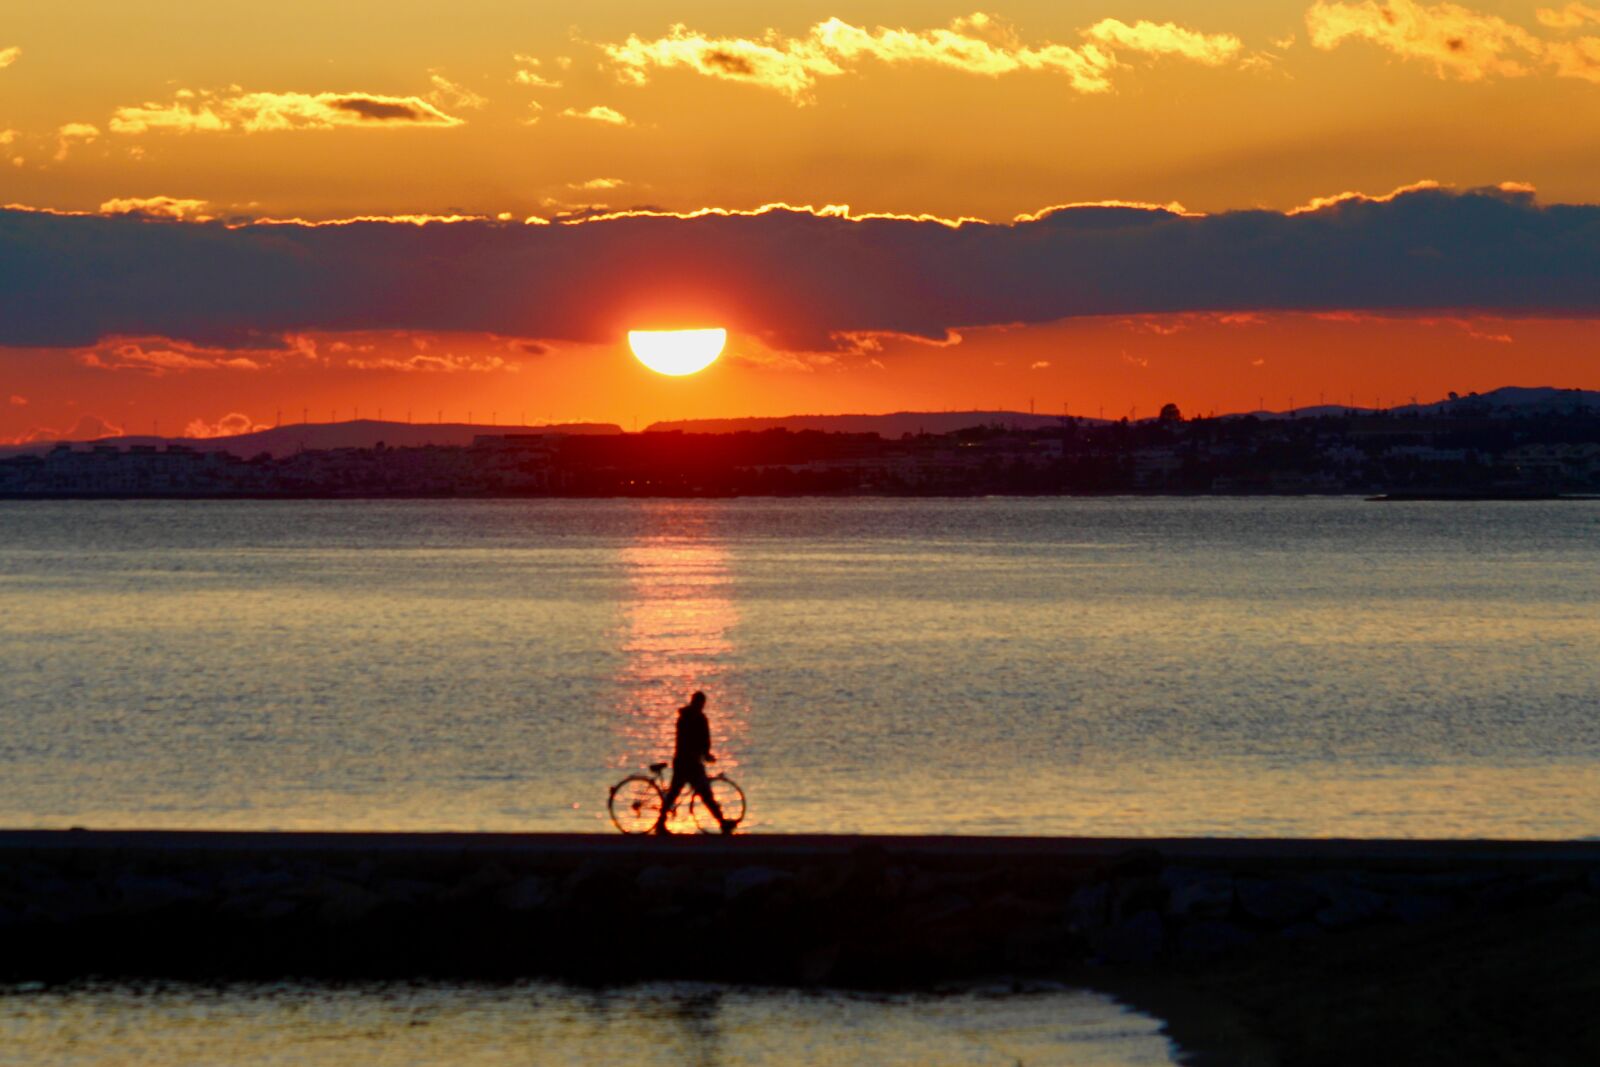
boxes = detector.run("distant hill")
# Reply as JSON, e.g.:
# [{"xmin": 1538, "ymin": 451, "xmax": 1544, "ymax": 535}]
[
  {"xmin": 1393, "ymin": 386, "xmax": 1600, "ymax": 417},
  {"xmin": 0, "ymin": 420, "xmax": 622, "ymax": 459},
  {"xmin": 1226, "ymin": 386, "xmax": 1600, "ymax": 421},
  {"xmin": 644, "ymin": 411, "xmax": 1091, "ymax": 437}
]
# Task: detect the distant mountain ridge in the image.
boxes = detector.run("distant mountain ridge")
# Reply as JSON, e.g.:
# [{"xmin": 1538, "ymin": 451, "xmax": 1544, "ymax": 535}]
[
  {"xmin": 644, "ymin": 411, "xmax": 1088, "ymax": 437},
  {"xmin": 0, "ymin": 420, "xmax": 622, "ymax": 459},
  {"xmin": 5, "ymin": 387, "xmax": 1596, "ymax": 458}
]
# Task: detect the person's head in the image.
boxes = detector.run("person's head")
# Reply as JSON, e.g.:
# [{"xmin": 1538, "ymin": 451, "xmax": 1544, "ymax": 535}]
[{"xmin": 688, "ymin": 690, "xmax": 706, "ymax": 710}]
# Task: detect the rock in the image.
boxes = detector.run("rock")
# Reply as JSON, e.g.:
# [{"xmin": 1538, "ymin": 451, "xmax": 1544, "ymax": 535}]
[
  {"xmin": 1068, "ymin": 881, "xmax": 1110, "ymax": 932},
  {"xmin": 634, "ymin": 865, "xmax": 680, "ymax": 895},
  {"xmin": 1176, "ymin": 919, "xmax": 1257, "ymax": 960},
  {"xmin": 219, "ymin": 868, "xmax": 295, "ymax": 895},
  {"xmin": 798, "ymin": 941, "xmax": 840, "ymax": 984},
  {"xmin": 312, "ymin": 878, "xmax": 386, "ymax": 925},
  {"xmin": 1281, "ymin": 922, "xmax": 1326, "ymax": 940},
  {"xmin": 724, "ymin": 866, "xmax": 792, "ymax": 901},
  {"xmin": 1112, "ymin": 876, "xmax": 1166, "ymax": 924},
  {"xmin": 1168, "ymin": 877, "xmax": 1235, "ymax": 919},
  {"xmin": 497, "ymin": 875, "xmax": 554, "ymax": 912},
  {"xmin": 217, "ymin": 894, "xmax": 299, "ymax": 922},
  {"xmin": 1314, "ymin": 884, "xmax": 1388, "ymax": 928},
  {"xmin": 562, "ymin": 862, "xmax": 631, "ymax": 909},
  {"xmin": 905, "ymin": 890, "xmax": 974, "ymax": 927},
  {"xmin": 1236, "ymin": 877, "xmax": 1322, "ymax": 925},
  {"xmin": 441, "ymin": 863, "xmax": 513, "ymax": 902},
  {"xmin": 1090, "ymin": 910, "xmax": 1165, "ymax": 964},
  {"xmin": 112, "ymin": 873, "xmax": 206, "ymax": 913},
  {"xmin": 1003, "ymin": 924, "xmax": 1073, "ymax": 969},
  {"xmin": 374, "ymin": 877, "xmax": 441, "ymax": 905},
  {"xmin": 1390, "ymin": 894, "xmax": 1454, "ymax": 925}
]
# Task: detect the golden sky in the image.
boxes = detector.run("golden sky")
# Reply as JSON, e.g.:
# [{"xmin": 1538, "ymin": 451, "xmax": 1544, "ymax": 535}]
[{"xmin": 3, "ymin": 1, "xmax": 1600, "ymax": 440}]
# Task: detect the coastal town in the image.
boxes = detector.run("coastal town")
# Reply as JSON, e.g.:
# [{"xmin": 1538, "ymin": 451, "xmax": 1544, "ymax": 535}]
[{"xmin": 4, "ymin": 393, "xmax": 1599, "ymax": 498}]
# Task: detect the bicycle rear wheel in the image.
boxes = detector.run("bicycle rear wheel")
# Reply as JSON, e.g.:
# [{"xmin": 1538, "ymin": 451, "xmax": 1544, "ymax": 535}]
[
  {"xmin": 609, "ymin": 775, "xmax": 665, "ymax": 834},
  {"xmin": 689, "ymin": 775, "xmax": 746, "ymax": 833}
]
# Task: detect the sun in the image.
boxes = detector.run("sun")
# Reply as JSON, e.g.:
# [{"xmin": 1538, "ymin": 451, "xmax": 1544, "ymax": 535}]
[{"xmin": 628, "ymin": 328, "xmax": 726, "ymax": 376}]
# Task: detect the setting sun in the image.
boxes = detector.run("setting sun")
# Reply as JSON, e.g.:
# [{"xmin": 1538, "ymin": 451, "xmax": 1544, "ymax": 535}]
[{"xmin": 628, "ymin": 328, "xmax": 726, "ymax": 377}]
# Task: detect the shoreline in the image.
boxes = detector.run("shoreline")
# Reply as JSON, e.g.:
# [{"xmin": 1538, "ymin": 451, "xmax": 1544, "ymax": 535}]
[{"xmin": 4, "ymin": 830, "xmax": 1597, "ymax": 1063}]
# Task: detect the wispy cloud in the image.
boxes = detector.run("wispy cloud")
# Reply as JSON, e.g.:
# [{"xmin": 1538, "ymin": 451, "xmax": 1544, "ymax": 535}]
[
  {"xmin": 54, "ymin": 122, "xmax": 100, "ymax": 161},
  {"xmin": 569, "ymin": 177, "xmax": 626, "ymax": 190},
  {"xmin": 73, "ymin": 334, "xmax": 318, "ymax": 375},
  {"xmin": 0, "ymin": 46, "xmax": 19, "ymax": 70},
  {"xmin": 1537, "ymin": 2, "xmax": 1600, "ymax": 28},
  {"xmin": 1308, "ymin": 0, "xmax": 1600, "ymax": 83},
  {"xmin": 98, "ymin": 195, "xmax": 213, "ymax": 221},
  {"xmin": 109, "ymin": 88, "xmax": 465, "ymax": 134},
  {"xmin": 184, "ymin": 412, "xmax": 271, "ymax": 438},
  {"xmin": 345, "ymin": 352, "xmax": 515, "ymax": 373},
  {"xmin": 81, "ymin": 341, "xmax": 264, "ymax": 374},
  {"xmin": 561, "ymin": 104, "xmax": 630, "ymax": 125},
  {"xmin": 1080, "ymin": 18, "xmax": 1244, "ymax": 64},
  {"xmin": 600, "ymin": 12, "xmax": 1244, "ymax": 103},
  {"xmin": 512, "ymin": 54, "xmax": 563, "ymax": 88},
  {"xmin": 8, "ymin": 414, "xmax": 125, "ymax": 445},
  {"xmin": 427, "ymin": 73, "xmax": 488, "ymax": 110}
]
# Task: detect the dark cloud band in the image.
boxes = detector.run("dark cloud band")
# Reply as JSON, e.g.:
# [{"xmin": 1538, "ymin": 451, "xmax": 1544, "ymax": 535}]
[{"xmin": 2, "ymin": 185, "xmax": 1598, "ymax": 351}]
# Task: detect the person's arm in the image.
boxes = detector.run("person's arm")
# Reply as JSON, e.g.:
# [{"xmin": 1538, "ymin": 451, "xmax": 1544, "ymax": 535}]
[{"xmin": 697, "ymin": 713, "xmax": 714, "ymax": 761}]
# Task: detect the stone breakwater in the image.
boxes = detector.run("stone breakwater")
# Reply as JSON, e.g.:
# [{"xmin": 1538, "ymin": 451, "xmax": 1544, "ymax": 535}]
[{"xmin": 1, "ymin": 831, "xmax": 1596, "ymax": 985}]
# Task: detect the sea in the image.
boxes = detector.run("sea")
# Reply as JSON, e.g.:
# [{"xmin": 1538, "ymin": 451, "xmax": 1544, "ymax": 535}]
[{"xmin": 2, "ymin": 496, "xmax": 1597, "ymax": 1064}]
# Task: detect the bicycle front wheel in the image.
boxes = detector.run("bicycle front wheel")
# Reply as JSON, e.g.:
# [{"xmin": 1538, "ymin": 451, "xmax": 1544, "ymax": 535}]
[
  {"xmin": 689, "ymin": 775, "xmax": 746, "ymax": 833},
  {"xmin": 609, "ymin": 775, "xmax": 665, "ymax": 834}
]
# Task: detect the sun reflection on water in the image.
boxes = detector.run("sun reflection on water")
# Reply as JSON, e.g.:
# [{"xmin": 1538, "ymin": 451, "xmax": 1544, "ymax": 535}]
[{"xmin": 611, "ymin": 511, "xmax": 750, "ymax": 829}]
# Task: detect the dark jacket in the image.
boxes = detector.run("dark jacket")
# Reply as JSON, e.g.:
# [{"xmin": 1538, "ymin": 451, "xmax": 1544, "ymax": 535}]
[{"xmin": 673, "ymin": 705, "xmax": 712, "ymax": 768}]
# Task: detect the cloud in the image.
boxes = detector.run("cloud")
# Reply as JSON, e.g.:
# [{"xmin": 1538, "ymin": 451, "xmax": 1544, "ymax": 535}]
[
  {"xmin": 80, "ymin": 339, "xmax": 265, "ymax": 374},
  {"xmin": 600, "ymin": 12, "xmax": 1244, "ymax": 103},
  {"xmin": 570, "ymin": 177, "xmax": 626, "ymax": 190},
  {"xmin": 1537, "ymin": 3, "xmax": 1600, "ymax": 28},
  {"xmin": 428, "ymin": 73, "xmax": 488, "ymax": 110},
  {"xmin": 5, "ymin": 184, "xmax": 1600, "ymax": 354},
  {"xmin": 1029, "ymin": 360, "xmax": 1052, "ymax": 369},
  {"xmin": 512, "ymin": 55, "xmax": 563, "ymax": 88},
  {"xmin": 1307, "ymin": 0, "xmax": 1600, "ymax": 82},
  {"xmin": 8, "ymin": 395, "xmax": 25, "ymax": 406},
  {"xmin": 109, "ymin": 89, "xmax": 464, "ymax": 134},
  {"xmin": 98, "ymin": 195, "xmax": 213, "ymax": 221},
  {"xmin": 562, "ymin": 105, "xmax": 631, "ymax": 125},
  {"xmin": 71, "ymin": 334, "xmax": 317, "ymax": 374},
  {"xmin": 0, "ymin": 46, "xmax": 18, "ymax": 70},
  {"xmin": 1080, "ymin": 19, "xmax": 1243, "ymax": 64},
  {"xmin": 184, "ymin": 412, "xmax": 271, "ymax": 439},
  {"xmin": 11, "ymin": 414, "xmax": 125, "ymax": 445},
  {"xmin": 54, "ymin": 123, "xmax": 100, "ymax": 161},
  {"xmin": 1306, "ymin": 0, "xmax": 1541, "ymax": 79},
  {"xmin": 345, "ymin": 352, "xmax": 515, "ymax": 372}
]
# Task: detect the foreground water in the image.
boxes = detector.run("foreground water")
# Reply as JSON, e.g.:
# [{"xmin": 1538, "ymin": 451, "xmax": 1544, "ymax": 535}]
[
  {"xmin": 0, "ymin": 981, "xmax": 1176, "ymax": 1066},
  {"xmin": 1, "ymin": 497, "xmax": 1597, "ymax": 837}
]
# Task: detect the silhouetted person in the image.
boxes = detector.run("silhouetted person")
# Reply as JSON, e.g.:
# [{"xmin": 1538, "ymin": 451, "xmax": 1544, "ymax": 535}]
[{"xmin": 655, "ymin": 690, "xmax": 734, "ymax": 834}]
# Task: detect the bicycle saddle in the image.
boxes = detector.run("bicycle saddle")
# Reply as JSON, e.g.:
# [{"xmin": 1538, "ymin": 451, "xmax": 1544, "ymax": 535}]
[{"xmin": 649, "ymin": 762, "xmax": 669, "ymax": 774}]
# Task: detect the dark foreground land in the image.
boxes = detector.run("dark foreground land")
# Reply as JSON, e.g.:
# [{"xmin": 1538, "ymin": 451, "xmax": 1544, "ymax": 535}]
[{"xmin": 3, "ymin": 830, "xmax": 1597, "ymax": 1065}]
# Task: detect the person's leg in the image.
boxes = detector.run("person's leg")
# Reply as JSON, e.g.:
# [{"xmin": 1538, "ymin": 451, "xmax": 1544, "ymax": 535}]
[
  {"xmin": 655, "ymin": 771, "xmax": 686, "ymax": 832},
  {"xmin": 690, "ymin": 767, "xmax": 725, "ymax": 822}
]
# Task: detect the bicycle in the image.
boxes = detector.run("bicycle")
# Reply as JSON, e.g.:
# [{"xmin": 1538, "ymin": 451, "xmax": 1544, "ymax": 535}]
[{"xmin": 608, "ymin": 762, "xmax": 746, "ymax": 835}]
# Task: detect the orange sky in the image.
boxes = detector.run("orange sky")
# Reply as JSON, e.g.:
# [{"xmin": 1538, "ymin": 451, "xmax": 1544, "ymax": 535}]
[{"xmin": 3, "ymin": 2, "xmax": 1600, "ymax": 440}]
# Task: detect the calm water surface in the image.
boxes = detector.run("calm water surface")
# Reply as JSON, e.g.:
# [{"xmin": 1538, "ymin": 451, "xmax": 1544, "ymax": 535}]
[
  {"xmin": 0, "ymin": 981, "xmax": 1177, "ymax": 1066},
  {"xmin": 2, "ymin": 497, "xmax": 1597, "ymax": 837}
]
